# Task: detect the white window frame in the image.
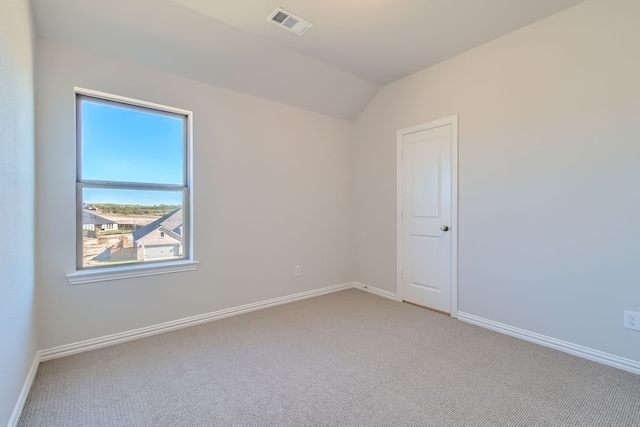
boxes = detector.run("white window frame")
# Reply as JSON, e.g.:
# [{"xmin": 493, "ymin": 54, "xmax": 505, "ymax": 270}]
[{"xmin": 67, "ymin": 88, "xmax": 198, "ymax": 284}]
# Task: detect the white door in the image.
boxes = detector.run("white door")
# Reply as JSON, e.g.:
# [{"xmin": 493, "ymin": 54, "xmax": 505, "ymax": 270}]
[{"xmin": 401, "ymin": 122, "xmax": 455, "ymax": 313}]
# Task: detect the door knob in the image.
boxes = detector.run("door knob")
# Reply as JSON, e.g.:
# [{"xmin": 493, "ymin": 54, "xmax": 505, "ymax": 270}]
[{"xmin": 441, "ymin": 225, "xmax": 449, "ymax": 231}]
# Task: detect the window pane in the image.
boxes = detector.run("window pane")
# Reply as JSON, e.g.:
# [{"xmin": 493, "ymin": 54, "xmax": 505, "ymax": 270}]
[
  {"xmin": 80, "ymin": 99, "xmax": 184, "ymax": 185},
  {"xmin": 81, "ymin": 188, "xmax": 184, "ymax": 268}
]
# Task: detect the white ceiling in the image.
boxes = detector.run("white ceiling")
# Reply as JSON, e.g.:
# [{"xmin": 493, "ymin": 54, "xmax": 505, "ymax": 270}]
[{"xmin": 31, "ymin": 0, "xmax": 586, "ymax": 120}]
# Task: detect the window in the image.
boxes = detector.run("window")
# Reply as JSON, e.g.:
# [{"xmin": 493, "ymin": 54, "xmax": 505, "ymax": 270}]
[{"xmin": 71, "ymin": 89, "xmax": 196, "ymax": 282}]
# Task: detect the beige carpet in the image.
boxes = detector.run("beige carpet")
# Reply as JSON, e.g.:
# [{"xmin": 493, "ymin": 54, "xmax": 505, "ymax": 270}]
[{"xmin": 19, "ymin": 289, "xmax": 640, "ymax": 426}]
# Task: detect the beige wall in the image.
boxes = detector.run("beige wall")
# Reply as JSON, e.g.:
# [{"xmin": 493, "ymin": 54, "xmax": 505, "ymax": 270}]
[
  {"xmin": 36, "ymin": 40, "xmax": 354, "ymax": 349},
  {"xmin": 0, "ymin": 0, "xmax": 37, "ymax": 424},
  {"xmin": 354, "ymin": 0, "xmax": 640, "ymax": 361}
]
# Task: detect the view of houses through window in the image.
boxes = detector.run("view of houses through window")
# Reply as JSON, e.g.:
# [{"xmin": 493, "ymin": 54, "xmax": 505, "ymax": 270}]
[
  {"xmin": 77, "ymin": 91, "xmax": 190, "ymax": 269},
  {"xmin": 82, "ymin": 202, "xmax": 183, "ymax": 267}
]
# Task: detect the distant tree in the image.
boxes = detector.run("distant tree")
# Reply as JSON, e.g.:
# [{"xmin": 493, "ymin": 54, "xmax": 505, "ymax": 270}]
[{"xmin": 90, "ymin": 203, "xmax": 180, "ymax": 216}]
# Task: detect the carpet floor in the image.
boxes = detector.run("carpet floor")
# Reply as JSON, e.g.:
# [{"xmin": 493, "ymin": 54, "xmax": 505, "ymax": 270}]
[{"xmin": 19, "ymin": 289, "xmax": 640, "ymax": 426}]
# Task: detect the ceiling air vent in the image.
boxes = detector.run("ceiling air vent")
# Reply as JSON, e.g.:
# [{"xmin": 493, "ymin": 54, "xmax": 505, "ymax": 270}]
[{"xmin": 267, "ymin": 7, "xmax": 313, "ymax": 36}]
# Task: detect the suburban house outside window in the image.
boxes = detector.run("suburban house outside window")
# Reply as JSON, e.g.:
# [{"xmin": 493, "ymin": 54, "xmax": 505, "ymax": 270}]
[{"xmin": 71, "ymin": 88, "xmax": 196, "ymax": 283}]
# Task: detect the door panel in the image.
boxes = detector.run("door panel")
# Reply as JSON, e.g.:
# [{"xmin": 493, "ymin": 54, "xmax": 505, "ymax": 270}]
[
  {"xmin": 411, "ymin": 236, "xmax": 439, "ymax": 289},
  {"xmin": 412, "ymin": 141, "xmax": 440, "ymax": 218}
]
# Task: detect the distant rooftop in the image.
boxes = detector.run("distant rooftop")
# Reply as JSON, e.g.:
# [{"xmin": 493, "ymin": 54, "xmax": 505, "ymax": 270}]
[{"xmin": 133, "ymin": 208, "xmax": 182, "ymax": 242}]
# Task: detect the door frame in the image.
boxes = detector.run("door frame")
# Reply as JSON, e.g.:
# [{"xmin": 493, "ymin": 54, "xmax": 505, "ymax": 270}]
[{"xmin": 396, "ymin": 115, "xmax": 459, "ymax": 317}]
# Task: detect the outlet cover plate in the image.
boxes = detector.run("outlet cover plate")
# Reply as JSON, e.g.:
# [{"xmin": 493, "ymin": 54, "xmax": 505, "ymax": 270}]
[{"xmin": 623, "ymin": 310, "xmax": 640, "ymax": 331}]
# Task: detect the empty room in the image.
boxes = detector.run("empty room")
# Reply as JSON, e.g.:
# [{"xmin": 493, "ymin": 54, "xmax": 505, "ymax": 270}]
[{"xmin": 2, "ymin": 0, "xmax": 639, "ymax": 425}]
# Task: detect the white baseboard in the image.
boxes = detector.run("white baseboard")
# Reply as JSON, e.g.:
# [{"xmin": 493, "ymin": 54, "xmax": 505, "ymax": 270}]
[
  {"xmin": 39, "ymin": 282, "xmax": 353, "ymax": 362},
  {"xmin": 8, "ymin": 351, "xmax": 40, "ymax": 427},
  {"xmin": 352, "ymin": 281, "xmax": 401, "ymax": 301},
  {"xmin": 457, "ymin": 311, "xmax": 640, "ymax": 375}
]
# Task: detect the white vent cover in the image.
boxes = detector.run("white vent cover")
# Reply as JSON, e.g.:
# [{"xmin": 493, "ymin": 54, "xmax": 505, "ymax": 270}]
[{"xmin": 267, "ymin": 7, "xmax": 313, "ymax": 36}]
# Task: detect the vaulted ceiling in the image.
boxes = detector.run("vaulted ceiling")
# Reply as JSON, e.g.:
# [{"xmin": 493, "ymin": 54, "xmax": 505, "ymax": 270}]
[{"xmin": 31, "ymin": 0, "xmax": 586, "ymax": 120}]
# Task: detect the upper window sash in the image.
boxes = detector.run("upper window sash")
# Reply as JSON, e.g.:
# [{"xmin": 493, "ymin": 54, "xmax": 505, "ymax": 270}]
[{"xmin": 76, "ymin": 94, "xmax": 188, "ymax": 187}]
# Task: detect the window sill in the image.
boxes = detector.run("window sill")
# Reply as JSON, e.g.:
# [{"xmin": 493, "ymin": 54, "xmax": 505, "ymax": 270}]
[{"xmin": 67, "ymin": 260, "xmax": 199, "ymax": 285}]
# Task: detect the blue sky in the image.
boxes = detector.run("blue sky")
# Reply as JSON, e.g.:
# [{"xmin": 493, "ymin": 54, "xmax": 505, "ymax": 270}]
[{"xmin": 81, "ymin": 100, "xmax": 185, "ymax": 206}]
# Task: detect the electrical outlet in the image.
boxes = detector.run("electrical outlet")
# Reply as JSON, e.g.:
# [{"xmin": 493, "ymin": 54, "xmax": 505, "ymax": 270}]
[
  {"xmin": 623, "ymin": 310, "xmax": 640, "ymax": 331},
  {"xmin": 294, "ymin": 265, "xmax": 302, "ymax": 277}
]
